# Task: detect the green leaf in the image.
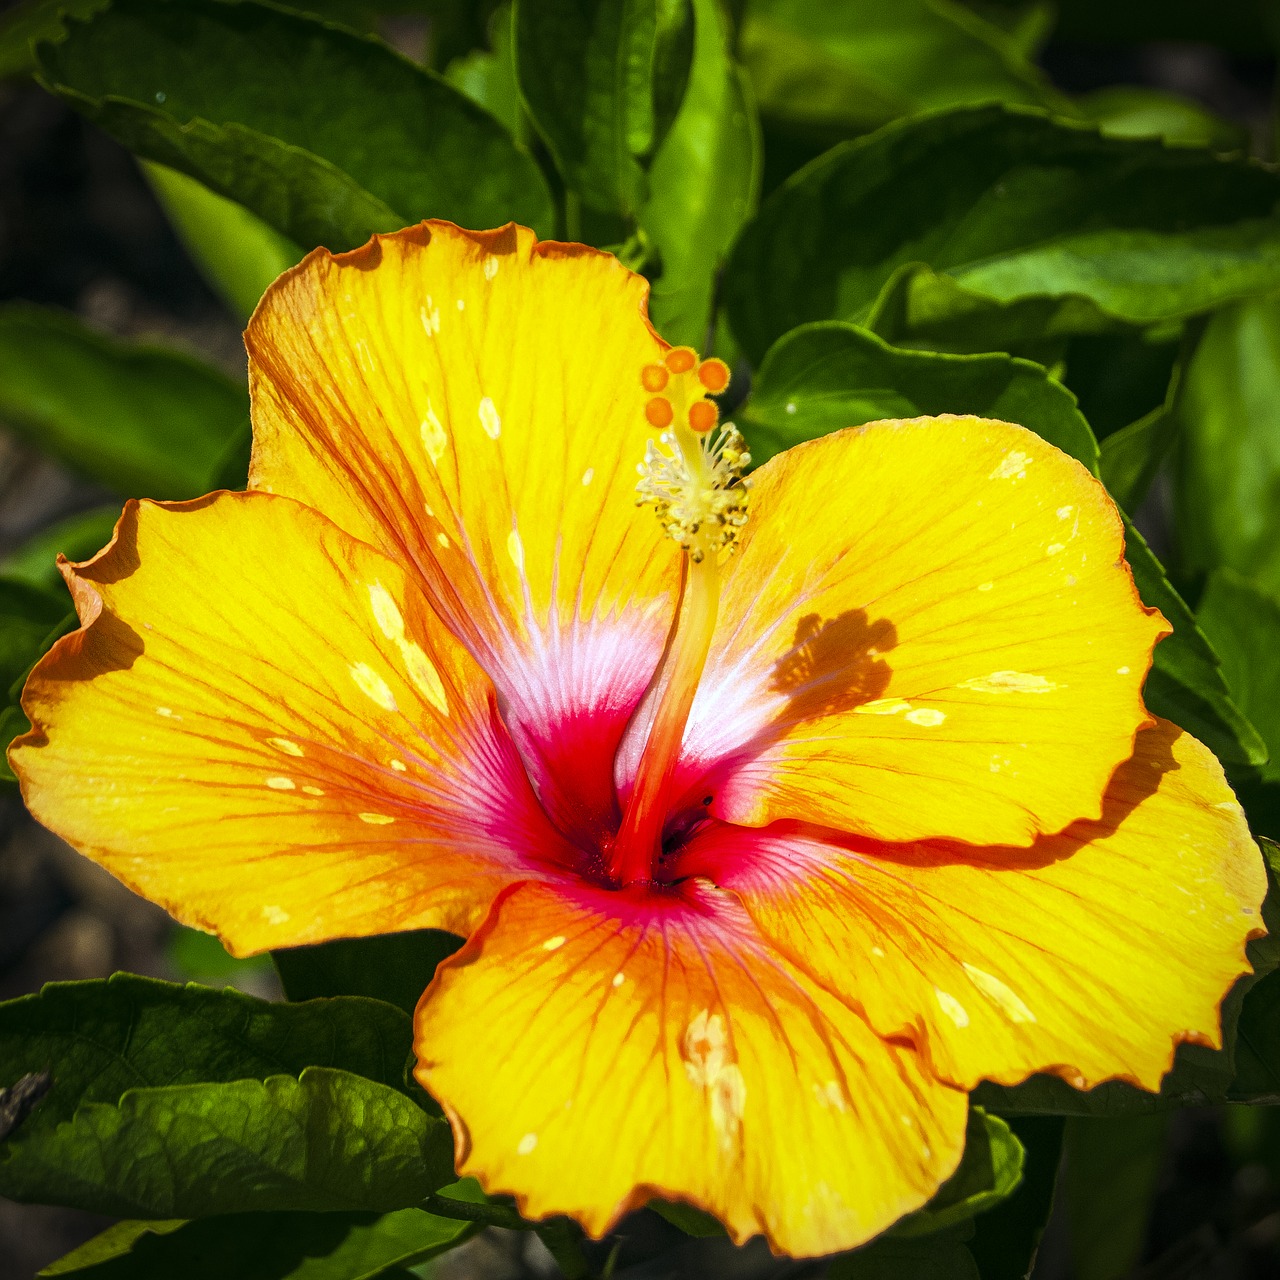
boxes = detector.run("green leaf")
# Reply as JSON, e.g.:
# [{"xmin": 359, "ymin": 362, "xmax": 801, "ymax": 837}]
[
  {"xmin": 0, "ymin": 973, "xmax": 416, "ymax": 1141},
  {"xmin": 274, "ymin": 929, "xmax": 463, "ymax": 1016},
  {"xmin": 36, "ymin": 0, "xmax": 556, "ymax": 252},
  {"xmin": 648, "ymin": 1199, "xmax": 725, "ymax": 1237},
  {"xmin": 738, "ymin": 0, "xmax": 1070, "ymax": 138},
  {"xmin": 514, "ymin": 0, "xmax": 694, "ymax": 217},
  {"xmin": 41, "ymin": 1207, "xmax": 473, "ymax": 1278},
  {"xmin": 1173, "ymin": 293, "xmax": 1280, "ymax": 595},
  {"xmin": 724, "ymin": 105, "xmax": 1280, "ymax": 365},
  {"xmin": 739, "ymin": 321, "xmax": 1097, "ymax": 468},
  {"xmin": 738, "ymin": 320, "xmax": 1265, "ymax": 766},
  {"xmin": 0, "ymin": 304, "xmax": 248, "ymax": 498},
  {"xmin": 968, "ymin": 1116, "xmax": 1063, "ymax": 1280},
  {"xmin": 143, "ymin": 162, "xmax": 303, "ymax": 321},
  {"xmin": 638, "ymin": 0, "xmax": 759, "ymax": 346},
  {"xmin": 0, "ymin": 1066, "xmax": 454, "ymax": 1217},
  {"xmin": 1098, "ymin": 402, "xmax": 1175, "ymax": 512},
  {"xmin": 0, "ymin": 506, "xmax": 120, "ymax": 591},
  {"xmin": 1063, "ymin": 1113, "xmax": 1168, "ymax": 1280},
  {"xmin": 829, "ymin": 1227, "xmax": 980, "ymax": 1280},
  {"xmin": 1075, "ymin": 86, "xmax": 1247, "ymax": 150},
  {"xmin": 895, "ymin": 1110, "xmax": 1024, "ymax": 1238},
  {"xmin": 444, "ymin": 4, "xmax": 529, "ymax": 146},
  {"xmin": 1196, "ymin": 570, "xmax": 1280, "ymax": 783}
]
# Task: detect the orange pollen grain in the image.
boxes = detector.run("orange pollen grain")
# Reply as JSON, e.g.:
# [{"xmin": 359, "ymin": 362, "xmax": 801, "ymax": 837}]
[
  {"xmin": 698, "ymin": 358, "xmax": 730, "ymax": 393},
  {"xmin": 688, "ymin": 400, "xmax": 718, "ymax": 433},
  {"xmin": 665, "ymin": 347, "xmax": 697, "ymax": 374},
  {"xmin": 641, "ymin": 363, "xmax": 669, "ymax": 392},
  {"xmin": 645, "ymin": 396, "xmax": 674, "ymax": 428}
]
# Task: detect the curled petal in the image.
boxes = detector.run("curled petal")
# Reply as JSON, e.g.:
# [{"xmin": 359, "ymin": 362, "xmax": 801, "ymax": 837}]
[
  {"xmin": 10, "ymin": 493, "xmax": 578, "ymax": 954},
  {"xmin": 415, "ymin": 878, "xmax": 968, "ymax": 1257}
]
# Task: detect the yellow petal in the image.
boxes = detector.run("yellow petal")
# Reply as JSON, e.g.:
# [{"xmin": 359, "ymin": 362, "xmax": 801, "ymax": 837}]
[
  {"xmin": 687, "ymin": 719, "xmax": 1265, "ymax": 1091},
  {"xmin": 680, "ymin": 415, "xmax": 1167, "ymax": 846},
  {"xmin": 10, "ymin": 493, "xmax": 578, "ymax": 954},
  {"xmin": 415, "ymin": 879, "xmax": 968, "ymax": 1257},
  {"xmin": 246, "ymin": 222, "xmax": 681, "ymax": 847}
]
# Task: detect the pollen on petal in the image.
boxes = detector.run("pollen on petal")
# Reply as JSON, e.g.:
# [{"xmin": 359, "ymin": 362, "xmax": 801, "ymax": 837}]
[
  {"xmin": 359, "ymin": 812, "xmax": 395, "ymax": 825},
  {"xmin": 265, "ymin": 775, "xmax": 295, "ymax": 790},
  {"xmin": 688, "ymin": 399, "xmax": 718, "ymax": 433},
  {"xmin": 665, "ymin": 347, "xmax": 697, "ymax": 374},
  {"xmin": 698, "ymin": 358, "xmax": 730, "ymax": 393},
  {"xmin": 301, "ymin": 785, "xmax": 325, "ymax": 796},
  {"xmin": 266, "ymin": 737, "xmax": 304, "ymax": 756},
  {"xmin": 641, "ymin": 363, "xmax": 669, "ymax": 392},
  {"xmin": 349, "ymin": 661, "xmax": 397, "ymax": 712},
  {"xmin": 645, "ymin": 396, "xmax": 674, "ymax": 428}
]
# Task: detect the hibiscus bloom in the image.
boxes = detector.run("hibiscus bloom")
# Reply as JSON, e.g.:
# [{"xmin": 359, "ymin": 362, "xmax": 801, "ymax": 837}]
[{"xmin": 10, "ymin": 222, "xmax": 1264, "ymax": 1257}]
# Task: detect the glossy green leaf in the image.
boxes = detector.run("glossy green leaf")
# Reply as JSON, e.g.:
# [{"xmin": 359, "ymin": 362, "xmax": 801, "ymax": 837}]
[
  {"xmin": 0, "ymin": 1066, "xmax": 454, "ymax": 1217},
  {"xmin": 1076, "ymin": 86, "xmax": 1247, "ymax": 150},
  {"xmin": 0, "ymin": 506, "xmax": 120, "ymax": 591},
  {"xmin": 725, "ymin": 105, "xmax": 1280, "ymax": 365},
  {"xmin": 739, "ymin": 320, "xmax": 1264, "ymax": 767},
  {"xmin": 639, "ymin": 0, "xmax": 759, "ymax": 346},
  {"xmin": 829, "ymin": 1227, "xmax": 980, "ymax": 1280},
  {"xmin": 444, "ymin": 4, "xmax": 528, "ymax": 145},
  {"xmin": 894, "ymin": 1110, "xmax": 1024, "ymax": 1238},
  {"xmin": 738, "ymin": 0, "xmax": 1069, "ymax": 137},
  {"xmin": 0, "ymin": 975, "xmax": 416, "ymax": 1139},
  {"xmin": 143, "ymin": 162, "xmax": 303, "ymax": 321},
  {"xmin": 1098, "ymin": 402, "xmax": 1175, "ymax": 512},
  {"xmin": 1174, "ymin": 293, "xmax": 1280, "ymax": 595},
  {"xmin": 36, "ymin": 0, "xmax": 555, "ymax": 252},
  {"xmin": 515, "ymin": 0, "xmax": 694, "ymax": 217},
  {"xmin": 274, "ymin": 929, "xmax": 463, "ymax": 1017},
  {"xmin": 648, "ymin": 1199, "xmax": 726, "ymax": 1236},
  {"xmin": 1197, "ymin": 570, "xmax": 1280, "ymax": 783},
  {"xmin": 41, "ymin": 1207, "xmax": 473, "ymax": 1278},
  {"xmin": 968, "ymin": 1116, "xmax": 1063, "ymax": 1280},
  {"xmin": 0, "ymin": 305, "xmax": 247, "ymax": 498},
  {"xmin": 1063, "ymin": 1113, "xmax": 1168, "ymax": 1280}
]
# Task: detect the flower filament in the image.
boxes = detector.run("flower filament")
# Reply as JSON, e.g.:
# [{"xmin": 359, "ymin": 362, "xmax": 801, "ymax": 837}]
[{"xmin": 606, "ymin": 348, "xmax": 749, "ymax": 886}]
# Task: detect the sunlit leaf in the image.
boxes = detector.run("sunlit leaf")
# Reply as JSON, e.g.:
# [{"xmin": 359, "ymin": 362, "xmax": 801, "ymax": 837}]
[
  {"xmin": 1075, "ymin": 86, "xmax": 1247, "ymax": 150},
  {"xmin": 725, "ymin": 105, "xmax": 1280, "ymax": 365},
  {"xmin": 0, "ymin": 506, "xmax": 120, "ymax": 592}
]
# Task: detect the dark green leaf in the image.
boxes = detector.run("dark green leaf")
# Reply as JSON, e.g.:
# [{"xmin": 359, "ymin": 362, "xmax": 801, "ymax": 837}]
[
  {"xmin": 1098, "ymin": 402, "xmax": 1175, "ymax": 512},
  {"xmin": 828, "ymin": 1226, "xmax": 980, "ymax": 1280},
  {"xmin": 143, "ymin": 162, "xmax": 303, "ymax": 321},
  {"xmin": 648, "ymin": 1199, "xmax": 725, "ymax": 1236},
  {"xmin": 515, "ymin": 0, "xmax": 694, "ymax": 217},
  {"xmin": 41, "ymin": 1207, "xmax": 473, "ymax": 1278},
  {"xmin": 725, "ymin": 105, "xmax": 1280, "ymax": 365},
  {"xmin": 0, "ymin": 304, "xmax": 247, "ymax": 498},
  {"xmin": 444, "ymin": 4, "xmax": 528, "ymax": 146},
  {"xmin": 273, "ymin": 929, "xmax": 463, "ymax": 1016},
  {"xmin": 0, "ymin": 1066, "xmax": 454, "ymax": 1216},
  {"xmin": 0, "ymin": 973, "xmax": 416, "ymax": 1141},
  {"xmin": 1075, "ymin": 86, "xmax": 1247, "ymax": 150},
  {"xmin": 0, "ymin": 506, "xmax": 120, "ymax": 591},
  {"xmin": 1173, "ymin": 293, "xmax": 1280, "ymax": 595},
  {"xmin": 895, "ymin": 1110, "xmax": 1024, "ymax": 1238},
  {"xmin": 1197, "ymin": 570, "xmax": 1280, "ymax": 782},
  {"xmin": 639, "ymin": 0, "xmax": 759, "ymax": 347},
  {"xmin": 968, "ymin": 1116, "xmax": 1063, "ymax": 1280},
  {"xmin": 1063, "ymin": 1113, "xmax": 1168, "ymax": 1280},
  {"xmin": 739, "ymin": 321, "xmax": 1096, "ymax": 467},
  {"xmin": 36, "ymin": 0, "xmax": 555, "ymax": 252},
  {"xmin": 738, "ymin": 0, "xmax": 1069, "ymax": 138}
]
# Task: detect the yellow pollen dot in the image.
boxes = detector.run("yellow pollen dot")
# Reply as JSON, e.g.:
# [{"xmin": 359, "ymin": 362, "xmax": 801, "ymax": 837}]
[
  {"xmin": 265, "ymin": 776, "xmax": 295, "ymax": 790},
  {"xmin": 302, "ymin": 785, "xmax": 325, "ymax": 796},
  {"xmin": 543, "ymin": 935, "xmax": 566, "ymax": 951},
  {"xmin": 266, "ymin": 737, "xmax": 304, "ymax": 756},
  {"xmin": 478, "ymin": 395, "xmax": 501, "ymax": 439},
  {"xmin": 390, "ymin": 759, "xmax": 407, "ymax": 772},
  {"xmin": 359, "ymin": 812, "xmax": 395, "ymax": 825},
  {"xmin": 517, "ymin": 1132, "xmax": 537, "ymax": 1155},
  {"xmin": 155, "ymin": 706, "xmax": 175, "ymax": 717},
  {"xmin": 436, "ymin": 531, "xmax": 449, "ymax": 548},
  {"xmin": 581, "ymin": 467, "xmax": 594, "ymax": 486},
  {"xmin": 612, "ymin": 972, "xmax": 625, "ymax": 987},
  {"xmin": 349, "ymin": 662, "xmax": 397, "ymax": 712}
]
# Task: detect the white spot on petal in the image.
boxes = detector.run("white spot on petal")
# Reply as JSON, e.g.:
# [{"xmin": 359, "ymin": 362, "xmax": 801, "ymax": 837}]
[
  {"xmin": 436, "ymin": 532, "xmax": 449, "ymax": 548},
  {"xmin": 581, "ymin": 467, "xmax": 594, "ymax": 486},
  {"xmin": 456, "ymin": 298, "xmax": 465, "ymax": 311},
  {"xmin": 420, "ymin": 403, "xmax": 446, "ymax": 465},
  {"xmin": 1057, "ymin": 505, "xmax": 1075, "ymax": 519},
  {"xmin": 1046, "ymin": 542, "xmax": 1065, "ymax": 556},
  {"xmin": 959, "ymin": 671, "xmax": 1059, "ymax": 695},
  {"xmin": 683, "ymin": 1009, "xmax": 729, "ymax": 1087},
  {"xmin": 155, "ymin": 706, "xmax": 176, "ymax": 718},
  {"xmin": 359, "ymin": 812, "xmax": 395, "ymax": 825},
  {"xmin": 369, "ymin": 581, "xmax": 405, "ymax": 641},
  {"xmin": 507, "ymin": 529, "xmax": 524, "ymax": 573},
  {"xmin": 964, "ymin": 963, "xmax": 1036, "ymax": 1023},
  {"xmin": 905, "ymin": 707, "xmax": 947, "ymax": 727},
  {"xmin": 302, "ymin": 785, "xmax": 325, "ymax": 796},
  {"xmin": 543, "ymin": 936, "xmax": 566, "ymax": 951},
  {"xmin": 612, "ymin": 972, "xmax": 625, "ymax": 987},
  {"xmin": 977, "ymin": 581, "xmax": 994, "ymax": 592},
  {"xmin": 934, "ymin": 988, "xmax": 970, "ymax": 1027},
  {"xmin": 267, "ymin": 737, "xmax": 304, "ymax": 757},
  {"xmin": 989, "ymin": 449, "xmax": 1030, "ymax": 480},
  {"xmin": 483, "ymin": 255, "xmax": 499, "ymax": 280},
  {"xmin": 1117, "ymin": 665, "xmax": 1130, "ymax": 675},
  {"xmin": 399, "ymin": 641, "xmax": 448, "ymax": 716},
  {"xmin": 265, "ymin": 776, "xmax": 295, "ymax": 790},
  {"xmin": 390, "ymin": 759, "xmax": 407, "ymax": 772},
  {"xmin": 262, "ymin": 905, "xmax": 290, "ymax": 925},
  {"xmin": 517, "ymin": 1132, "xmax": 537, "ymax": 1155},
  {"xmin": 478, "ymin": 396, "xmax": 501, "ymax": 439},
  {"xmin": 349, "ymin": 662, "xmax": 397, "ymax": 712},
  {"xmin": 854, "ymin": 698, "xmax": 912, "ymax": 716}
]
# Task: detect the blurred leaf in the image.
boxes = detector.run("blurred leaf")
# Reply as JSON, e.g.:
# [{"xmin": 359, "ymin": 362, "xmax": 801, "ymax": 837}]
[
  {"xmin": 0, "ymin": 506, "xmax": 120, "ymax": 591},
  {"xmin": 739, "ymin": 0, "xmax": 1070, "ymax": 137},
  {"xmin": 1098, "ymin": 404, "xmax": 1175, "ymax": 512},
  {"xmin": 1174, "ymin": 293, "xmax": 1280, "ymax": 595},
  {"xmin": 167, "ymin": 927, "xmax": 277, "ymax": 987},
  {"xmin": 1064, "ymin": 1113, "xmax": 1168, "ymax": 1280},
  {"xmin": 41, "ymin": 1207, "xmax": 473, "ymax": 1277},
  {"xmin": 1076, "ymin": 86, "xmax": 1247, "ymax": 150},
  {"xmin": 740, "ymin": 321, "xmax": 1096, "ymax": 467},
  {"xmin": 895, "ymin": 1110, "xmax": 1024, "ymax": 1238},
  {"xmin": 515, "ymin": 0, "xmax": 694, "ymax": 218},
  {"xmin": 0, "ymin": 975, "xmax": 416, "ymax": 1142},
  {"xmin": 1049, "ymin": 0, "xmax": 1276, "ymax": 54},
  {"xmin": 36, "ymin": 0, "xmax": 555, "ymax": 252},
  {"xmin": 0, "ymin": 305, "xmax": 247, "ymax": 498},
  {"xmin": 1062, "ymin": 330, "xmax": 1180, "ymax": 443},
  {"xmin": 639, "ymin": 0, "xmax": 759, "ymax": 347},
  {"xmin": 725, "ymin": 105, "xmax": 1280, "ymax": 365},
  {"xmin": 0, "ymin": 1066, "xmax": 455, "ymax": 1216},
  {"xmin": 1197, "ymin": 570, "xmax": 1280, "ymax": 783},
  {"xmin": 968, "ymin": 1116, "xmax": 1064, "ymax": 1280},
  {"xmin": 143, "ymin": 162, "xmax": 303, "ymax": 321},
  {"xmin": 444, "ymin": 3, "xmax": 528, "ymax": 144},
  {"xmin": 274, "ymin": 929, "xmax": 463, "ymax": 1016},
  {"xmin": 649, "ymin": 1200, "xmax": 726, "ymax": 1236},
  {"xmin": 829, "ymin": 1226, "xmax": 980, "ymax": 1279}
]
